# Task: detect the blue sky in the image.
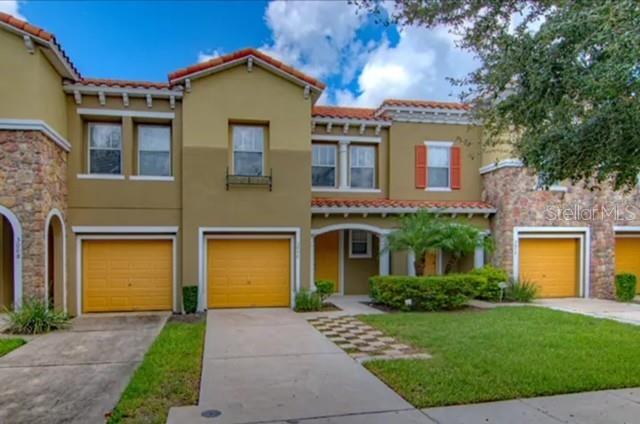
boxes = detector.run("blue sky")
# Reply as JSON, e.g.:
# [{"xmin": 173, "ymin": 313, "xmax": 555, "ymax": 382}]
[{"xmin": 3, "ymin": 0, "xmax": 477, "ymax": 107}]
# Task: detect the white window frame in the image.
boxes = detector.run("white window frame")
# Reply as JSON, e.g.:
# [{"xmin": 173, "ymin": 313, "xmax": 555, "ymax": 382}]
[
  {"xmin": 232, "ymin": 125, "xmax": 265, "ymax": 176},
  {"xmin": 136, "ymin": 124, "xmax": 172, "ymax": 178},
  {"xmin": 349, "ymin": 230, "xmax": 373, "ymax": 258},
  {"xmin": 424, "ymin": 141, "xmax": 452, "ymax": 192},
  {"xmin": 87, "ymin": 122, "xmax": 123, "ymax": 176},
  {"xmin": 349, "ymin": 144, "xmax": 376, "ymax": 189},
  {"xmin": 312, "ymin": 143, "xmax": 338, "ymax": 188}
]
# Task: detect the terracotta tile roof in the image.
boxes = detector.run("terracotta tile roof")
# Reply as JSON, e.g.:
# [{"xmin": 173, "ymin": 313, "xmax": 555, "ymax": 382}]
[
  {"xmin": 169, "ymin": 48, "xmax": 325, "ymax": 89},
  {"xmin": 380, "ymin": 99, "xmax": 470, "ymax": 111},
  {"xmin": 76, "ymin": 78, "xmax": 171, "ymax": 90},
  {"xmin": 312, "ymin": 106, "xmax": 390, "ymax": 121},
  {"xmin": 311, "ymin": 197, "xmax": 495, "ymax": 211},
  {"xmin": 0, "ymin": 12, "xmax": 80, "ymax": 78}
]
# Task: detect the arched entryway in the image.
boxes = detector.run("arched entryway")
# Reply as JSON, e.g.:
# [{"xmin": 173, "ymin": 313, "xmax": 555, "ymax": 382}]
[
  {"xmin": 0, "ymin": 205, "xmax": 22, "ymax": 310},
  {"xmin": 45, "ymin": 209, "xmax": 66, "ymax": 312},
  {"xmin": 311, "ymin": 224, "xmax": 392, "ymax": 295}
]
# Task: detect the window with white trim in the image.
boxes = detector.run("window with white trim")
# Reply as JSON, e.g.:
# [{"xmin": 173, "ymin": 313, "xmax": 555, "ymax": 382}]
[
  {"xmin": 138, "ymin": 125, "xmax": 171, "ymax": 176},
  {"xmin": 312, "ymin": 144, "xmax": 337, "ymax": 187},
  {"xmin": 349, "ymin": 145, "xmax": 376, "ymax": 188},
  {"xmin": 349, "ymin": 230, "xmax": 372, "ymax": 258},
  {"xmin": 427, "ymin": 145, "xmax": 450, "ymax": 189},
  {"xmin": 88, "ymin": 123, "xmax": 122, "ymax": 175},
  {"xmin": 232, "ymin": 125, "xmax": 264, "ymax": 176}
]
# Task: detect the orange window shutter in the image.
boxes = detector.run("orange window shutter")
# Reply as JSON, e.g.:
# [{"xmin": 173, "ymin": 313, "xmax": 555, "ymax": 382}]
[
  {"xmin": 451, "ymin": 146, "xmax": 461, "ymax": 190},
  {"xmin": 415, "ymin": 145, "xmax": 427, "ymax": 188}
]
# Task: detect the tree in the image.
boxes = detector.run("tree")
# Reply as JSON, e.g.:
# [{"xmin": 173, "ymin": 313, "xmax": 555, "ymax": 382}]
[
  {"xmin": 386, "ymin": 210, "xmax": 492, "ymax": 275},
  {"xmin": 356, "ymin": 1, "xmax": 640, "ymax": 189}
]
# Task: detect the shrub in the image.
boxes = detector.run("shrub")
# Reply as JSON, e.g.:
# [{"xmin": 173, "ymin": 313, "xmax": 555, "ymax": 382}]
[
  {"xmin": 6, "ymin": 298, "xmax": 69, "ymax": 334},
  {"xmin": 295, "ymin": 289, "xmax": 322, "ymax": 312},
  {"xmin": 615, "ymin": 273, "xmax": 637, "ymax": 302},
  {"xmin": 314, "ymin": 280, "xmax": 335, "ymax": 303},
  {"xmin": 183, "ymin": 286, "xmax": 198, "ymax": 314},
  {"xmin": 369, "ymin": 274, "xmax": 483, "ymax": 311},
  {"xmin": 468, "ymin": 266, "xmax": 509, "ymax": 301},
  {"xmin": 504, "ymin": 279, "xmax": 538, "ymax": 303}
]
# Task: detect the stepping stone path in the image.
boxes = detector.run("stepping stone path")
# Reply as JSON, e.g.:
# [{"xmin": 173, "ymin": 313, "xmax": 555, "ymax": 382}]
[{"xmin": 307, "ymin": 315, "xmax": 431, "ymax": 363}]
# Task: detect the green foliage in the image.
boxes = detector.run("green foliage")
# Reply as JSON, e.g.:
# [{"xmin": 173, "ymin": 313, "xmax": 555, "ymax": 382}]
[
  {"xmin": 294, "ymin": 289, "xmax": 323, "ymax": 312},
  {"xmin": 182, "ymin": 286, "xmax": 198, "ymax": 314},
  {"xmin": 469, "ymin": 266, "xmax": 509, "ymax": 301},
  {"xmin": 0, "ymin": 339, "xmax": 26, "ymax": 357},
  {"xmin": 386, "ymin": 210, "xmax": 493, "ymax": 275},
  {"xmin": 369, "ymin": 274, "xmax": 482, "ymax": 311},
  {"xmin": 314, "ymin": 280, "xmax": 335, "ymax": 303},
  {"xmin": 504, "ymin": 279, "xmax": 538, "ymax": 303},
  {"xmin": 615, "ymin": 273, "xmax": 637, "ymax": 302},
  {"xmin": 6, "ymin": 298, "xmax": 69, "ymax": 334},
  {"xmin": 358, "ymin": 0, "xmax": 640, "ymax": 189}
]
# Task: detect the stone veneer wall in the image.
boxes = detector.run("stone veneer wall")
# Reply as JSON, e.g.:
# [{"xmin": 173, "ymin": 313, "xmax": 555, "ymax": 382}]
[
  {"xmin": 483, "ymin": 166, "xmax": 640, "ymax": 299},
  {"xmin": 0, "ymin": 130, "xmax": 67, "ymax": 301}
]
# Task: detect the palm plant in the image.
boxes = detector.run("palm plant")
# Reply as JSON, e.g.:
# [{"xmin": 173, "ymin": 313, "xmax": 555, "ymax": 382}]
[{"xmin": 386, "ymin": 210, "xmax": 493, "ymax": 275}]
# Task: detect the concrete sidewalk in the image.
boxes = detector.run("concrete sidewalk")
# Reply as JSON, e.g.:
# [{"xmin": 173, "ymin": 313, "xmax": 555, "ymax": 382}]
[
  {"xmin": 0, "ymin": 313, "xmax": 167, "ymax": 424},
  {"xmin": 536, "ymin": 298, "xmax": 640, "ymax": 325},
  {"xmin": 422, "ymin": 388, "xmax": 640, "ymax": 424},
  {"xmin": 168, "ymin": 308, "xmax": 419, "ymax": 424}
]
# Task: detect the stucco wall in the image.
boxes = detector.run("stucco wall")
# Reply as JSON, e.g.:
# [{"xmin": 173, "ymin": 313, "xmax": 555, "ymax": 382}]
[
  {"xmin": 0, "ymin": 30, "xmax": 67, "ymax": 136},
  {"xmin": 483, "ymin": 166, "xmax": 640, "ymax": 299}
]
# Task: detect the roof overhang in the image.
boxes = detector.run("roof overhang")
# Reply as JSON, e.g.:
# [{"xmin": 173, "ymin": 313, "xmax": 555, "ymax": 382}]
[
  {"xmin": 376, "ymin": 105, "xmax": 478, "ymax": 125},
  {"xmin": 62, "ymin": 83, "xmax": 184, "ymax": 99},
  {"xmin": 312, "ymin": 206, "xmax": 496, "ymax": 217}
]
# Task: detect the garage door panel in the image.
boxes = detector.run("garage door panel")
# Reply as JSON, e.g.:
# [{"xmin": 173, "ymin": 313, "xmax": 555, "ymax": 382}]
[
  {"xmin": 207, "ymin": 238, "xmax": 290, "ymax": 308},
  {"xmin": 519, "ymin": 238, "xmax": 579, "ymax": 298},
  {"xmin": 83, "ymin": 240, "xmax": 173, "ymax": 313},
  {"xmin": 615, "ymin": 238, "xmax": 640, "ymax": 293}
]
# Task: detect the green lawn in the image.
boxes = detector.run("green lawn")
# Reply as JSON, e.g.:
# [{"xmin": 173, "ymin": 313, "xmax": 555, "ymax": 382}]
[
  {"xmin": 107, "ymin": 317, "xmax": 206, "ymax": 424},
  {"xmin": 360, "ymin": 307, "xmax": 640, "ymax": 408},
  {"xmin": 0, "ymin": 338, "xmax": 25, "ymax": 357}
]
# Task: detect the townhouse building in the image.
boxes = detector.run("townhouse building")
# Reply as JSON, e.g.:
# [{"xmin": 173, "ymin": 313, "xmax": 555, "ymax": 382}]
[{"xmin": 1, "ymin": 13, "xmax": 638, "ymax": 315}]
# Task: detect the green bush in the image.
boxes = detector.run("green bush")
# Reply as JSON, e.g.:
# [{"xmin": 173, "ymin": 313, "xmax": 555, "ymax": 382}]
[
  {"xmin": 295, "ymin": 289, "xmax": 322, "ymax": 312},
  {"xmin": 504, "ymin": 279, "xmax": 538, "ymax": 303},
  {"xmin": 183, "ymin": 286, "xmax": 198, "ymax": 314},
  {"xmin": 615, "ymin": 273, "xmax": 637, "ymax": 302},
  {"xmin": 369, "ymin": 274, "xmax": 483, "ymax": 311},
  {"xmin": 314, "ymin": 280, "xmax": 335, "ymax": 303},
  {"xmin": 6, "ymin": 298, "xmax": 69, "ymax": 334},
  {"xmin": 469, "ymin": 266, "xmax": 509, "ymax": 301}
]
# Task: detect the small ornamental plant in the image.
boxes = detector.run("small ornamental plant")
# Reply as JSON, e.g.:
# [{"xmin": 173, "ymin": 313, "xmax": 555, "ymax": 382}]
[{"xmin": 615, "ymin": 273, "xmax": 637, "ymax": 302}]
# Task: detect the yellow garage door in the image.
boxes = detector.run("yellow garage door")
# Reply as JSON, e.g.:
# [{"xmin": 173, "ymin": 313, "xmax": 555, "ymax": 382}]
[
  {"xmin": 315, "ymin": 232, "xmax": 340, "ymax": 293},
  {"xmin": 208, "ymin": 238, "xmax": 290, "ymax": 308},
  {"xmin": 615, "ymin": 237, "xmax": 640, "ymax": 293},
  {"xmin": 83, "ymin": 239, "xmax": 173, "ymax": 313},
  {"xmin": 519, "ymin": 238, "xmax": 580, "ymax": 298}
]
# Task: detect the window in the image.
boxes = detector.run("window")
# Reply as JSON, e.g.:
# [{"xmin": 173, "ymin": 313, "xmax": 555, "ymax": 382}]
[
  {"xmin": 312, "ymin": 144, "xmax": 337, "ymax": 187},
  {"xmin": 349, "ymin": 230, "xmax": 372, "ymax": 258},
  {"xmin": 427, "ymin": 145, "xmax": 450, "ymax": 189},
  {"xmin": 138, "ymin": 125, "xmax": 171, "ymax": 176},
  {"xmin": 350, "ymin": 145, "xmax": 375, "ymax": 188},
  {"xmin": 233, "ymin": 125, "xmax": 264, "ymax": 176},
  {"xmin": 88, "ymin": 123, "xmax": 122, "ymax": 175}
]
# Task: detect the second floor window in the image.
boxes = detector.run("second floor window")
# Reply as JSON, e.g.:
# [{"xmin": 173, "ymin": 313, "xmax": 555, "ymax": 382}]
[
  {"xmin": 427, "ymin": 145, "xmax": 450, "ymax": 189},
  {"xmin": 233, "ymin": 125, "xmax": 264, "ymax": 176},
  {"xmin": 138, "ymin": 125, "xmax": 171, "ymax": 176},
  {"xmin": 89, "ymin": 123, "xmax": 122, "ymax": 175},
  {"xmin": 312, "ymin": 144, "xmax": 337, "ymax": 187},
  {"xmin": 350, "ymin": 145, "xmax": 375, "ymax": 188}
]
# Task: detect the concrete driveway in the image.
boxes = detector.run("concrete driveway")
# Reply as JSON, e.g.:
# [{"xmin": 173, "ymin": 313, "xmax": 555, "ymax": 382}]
[
  {"xmin": 168, "ymin": 308, "xmax": 428, "ymax": 424},
  {"xmin": 0, "ymin": 313, "xmax": 167, "ymax": 424},
  {"xmin": 536, "ymin": 298, "xmax": 640, "ymax": 325}
]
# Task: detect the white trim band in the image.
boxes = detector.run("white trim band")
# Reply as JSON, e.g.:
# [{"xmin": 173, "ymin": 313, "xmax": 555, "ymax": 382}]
[
  {"xmin": 0, "ymin": 119, "xmax": 71, "ymax": 152},
  {"xmin": 312, "ymin": 206, "xmax": 496, "ymax": 215},
  {"xmin": 479, "ymin": 158, "xmax": 524, "ymax": 174},
  {"xmin": 76, "ymin": 108, "xmax": 175, "ymax": 119},
  {"xmin": 312, "ymin": 134, "xmax": 381, "ymax": 144},
  {"xmin": 64, "ymin": 84, "xmax": 183, "ymax": 99},
  {"xmin": 72, "ymin": 226, "xmax": 179, "ymax": 234}
]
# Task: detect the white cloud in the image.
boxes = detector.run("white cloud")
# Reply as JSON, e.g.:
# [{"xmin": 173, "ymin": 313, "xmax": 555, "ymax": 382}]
[
  {"xmin": 339, "ymin": 25, "xmax": 477, "ymax": 107},
  {"xmin": 0, "ymin": 0, "xmax": 25, "ymax": 20},
  {"xmin": 197, "ymin": 49, "xmax": 222, "ymax": 63},
  {"xmin": 261, "ymin": 0, "xmax": 365, "ymax": 80}
]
